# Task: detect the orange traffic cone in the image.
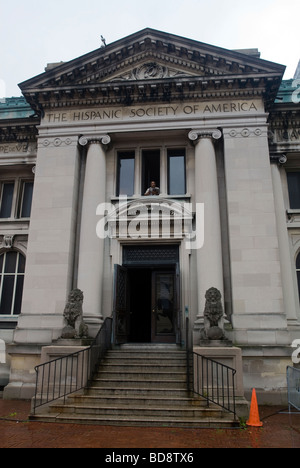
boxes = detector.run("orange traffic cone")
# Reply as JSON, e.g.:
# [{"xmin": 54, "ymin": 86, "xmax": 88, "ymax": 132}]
[{"xmin": 246, "ymin": 388, "xmax": 263, "ymax": 427}]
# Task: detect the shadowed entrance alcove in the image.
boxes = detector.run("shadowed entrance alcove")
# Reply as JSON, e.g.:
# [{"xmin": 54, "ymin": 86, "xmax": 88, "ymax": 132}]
[{"xmin": 113, "ymin": 245, "xmax": 180, "ymax": 344}]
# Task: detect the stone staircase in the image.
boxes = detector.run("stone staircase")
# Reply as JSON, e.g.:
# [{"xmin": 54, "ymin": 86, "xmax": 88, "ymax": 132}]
[{"xmin": 31, "ymin": 345, "xmax": 238, "ymax": 428}]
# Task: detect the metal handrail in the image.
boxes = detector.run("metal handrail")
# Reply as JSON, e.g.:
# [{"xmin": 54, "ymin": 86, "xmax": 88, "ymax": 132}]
[
  {"xmin": 32, "ymin": 317, "xmax": 112, "ymax": 414},
  {"xmin": 191, "ymin": 352, "xmax": 236, "ymax": 417},
  {"xmin": 186, "ymin": 317, "xmax": 236, "ymax": 418}
]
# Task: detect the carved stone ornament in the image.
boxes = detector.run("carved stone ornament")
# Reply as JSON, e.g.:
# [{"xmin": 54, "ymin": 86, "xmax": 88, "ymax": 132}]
[
  {"xmin": 2, "ymin": 235, "xmax": 15, "ymax": 249},
  {"xmin": 115, "ymin": 62, "xmax": 189, "ymax": 82},
  {"xmin": 61, "ymin": 289, "xmax": 89, "ymax": 339},
  {"xmin": 188, "ymin": 129, "xmax": 222, "ymax": 142},
  {"xmin": 79, "ymin": 134, "xmax": 111, "ymax": 147}
]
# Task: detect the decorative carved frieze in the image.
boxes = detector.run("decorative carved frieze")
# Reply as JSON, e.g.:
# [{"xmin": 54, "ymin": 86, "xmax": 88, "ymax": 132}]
[
  {"xmin": 40, "ymin": 137, "xmax": 75, "ymax": 148},
  {"xmin": 111, "ymin": 62, "xmax": 192, "ymax": 82},
  {"xmin": 224, "ymin": 127, "xmax": 265, "ymax": 139}
]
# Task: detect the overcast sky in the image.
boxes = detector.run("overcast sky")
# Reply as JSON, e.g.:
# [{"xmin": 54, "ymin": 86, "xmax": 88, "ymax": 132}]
[{"xmin": 0, "ymin": 0, "xmax": 299, "ymax": 97}]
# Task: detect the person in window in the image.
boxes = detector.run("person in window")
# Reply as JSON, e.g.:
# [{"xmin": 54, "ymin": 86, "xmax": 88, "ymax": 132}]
[{"xmin": 144, "ymin": 181, "xmax": 160, "ymax": 196}]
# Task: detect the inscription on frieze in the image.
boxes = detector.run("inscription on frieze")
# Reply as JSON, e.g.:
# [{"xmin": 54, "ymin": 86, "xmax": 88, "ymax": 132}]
[
  {"xmin": 0, "ymin": 142, "xmax": 29, "ymax": 154},
  {"xmin": 45, "ymin": 100, "xmax": 260, "ymax": 124}
]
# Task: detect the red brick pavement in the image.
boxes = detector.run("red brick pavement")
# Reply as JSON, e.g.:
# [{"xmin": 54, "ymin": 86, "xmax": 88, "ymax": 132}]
[{"xmin": 0, "ymin": 400, "xmax": 300, "ymax": 448}]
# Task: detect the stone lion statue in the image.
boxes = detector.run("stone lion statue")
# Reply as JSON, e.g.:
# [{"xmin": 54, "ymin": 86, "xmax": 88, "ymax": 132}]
[
  {"xmin": 61, "ymin": 289, "xmax": 88, "ymax": 339},
  {"xmin": 204, "ymin": 287, "xmax": 224, "ymax": 328},
  {"xmin": 201, "ymin": 287, "xmax": 225, "ymax": 341},
  {"xmin": 63, "ymin": 289, "xmax": 83, "ymax": 328}
]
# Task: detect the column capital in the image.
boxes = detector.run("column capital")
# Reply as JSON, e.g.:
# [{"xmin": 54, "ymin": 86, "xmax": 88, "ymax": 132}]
[
  {"xmin": 78, "ymin": 134, "xmax": 111, "ymax": 147},
  {"xmin": 188, "ymin": 128, "xmax": 222, "ymax": 142},
  {"xmin": 270, "ymin": 153, "xmax": 287, "ymax": 166}
]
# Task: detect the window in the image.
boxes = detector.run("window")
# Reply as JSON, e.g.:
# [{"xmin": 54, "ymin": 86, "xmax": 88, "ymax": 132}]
[
  {"xmin": 19, "ymin": 181, "xmax": 34, "ymax": 218},
  {"xmin": 0, "ymin": 182, "xmax": 14, "ymax": 218},
  {"xmin": 287, "ymin": 172, "xmax": 300, "ymax": 209},
  {"xmin": 297, "ymin": 252, "xmax": 300, "ymax": 302},
  {"xmin": 115, "ymin": 147, "xmax": 187, "ymax": 197},
  {"xmin": 0, "ymin": 179, "xmax": 34, "ymax": 219},
  {"xmin": 0, "ymin": 251, "xmax": 25, "ymax": 316},
  {"xmin": 142, "ymin": 149, "xmax": 160, "ymax": 195},
  {"xmin": 117, "ymin": 152, "xmax": 135, "ymax": 197},
  {"xmin": 168, "ymin": 149, "xmax": 186, "ymax": 195}
]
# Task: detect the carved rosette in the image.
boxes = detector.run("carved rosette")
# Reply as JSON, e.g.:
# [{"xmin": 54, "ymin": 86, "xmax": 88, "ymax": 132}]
[{"xmin": 188, "ymin": 129, "xmax": 222, "ymax": 142}]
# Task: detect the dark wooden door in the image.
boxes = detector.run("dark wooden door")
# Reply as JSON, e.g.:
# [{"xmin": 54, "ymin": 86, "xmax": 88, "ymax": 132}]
[
  {"xmin": 113, "ymin": 264, "xmax": 129, "ymax": 344},
  {"xmin": 151, "ymin": 271, "xmax": 177, "ymax": 343}
]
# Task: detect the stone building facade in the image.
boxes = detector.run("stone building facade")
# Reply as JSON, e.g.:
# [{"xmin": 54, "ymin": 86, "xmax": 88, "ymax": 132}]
[{"xmin": 0, "ymin": 29, "xmax": 299, "ymax": 403}]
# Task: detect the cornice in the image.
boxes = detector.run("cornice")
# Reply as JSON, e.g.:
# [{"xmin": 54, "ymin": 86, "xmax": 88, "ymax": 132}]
[
  {"xmin": 0, "ymin": 118, "xmax": 39, "ymax": 143},
  {"xmin": 23, "ymin": 75, "xmax": 274, "ymax": 114},
  {"xmin": 268, "ymin": 106, "xmax": 300, "ymax": 128}
]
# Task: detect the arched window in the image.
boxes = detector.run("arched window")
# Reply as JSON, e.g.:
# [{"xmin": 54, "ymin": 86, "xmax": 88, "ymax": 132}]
[
  {"xmin": 0, "ymin": 251, "xmax": 25, "ymax": 316},
  {"xmin": 297, "ymin": 252, "xmax": 300, "ymax": 302}
]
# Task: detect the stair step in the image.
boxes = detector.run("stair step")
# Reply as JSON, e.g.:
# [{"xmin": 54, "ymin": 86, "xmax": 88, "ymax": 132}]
[
  {"xmin": 31, "ymin": 346, "xmax": 239, "ymax": 428},
  {"xmin": 31, "ymin": 412, "xmax": 237, "ymax": 428},
  {"xmin": 95, "ymin": 371, "xmax": 187, "ymax": 380},
  {"xmin": 87, "ymin": 386, "xmax": 188, "ymax": 397},
  {"xmin": 67, "ymin": 394, "xmax": 207, "ymax": 407},
  {"xmin": 103, "ymin": 358, "xmax": 186, "ymax": 366},
  {"xmin": 49, "ymin": 403, "xmax": 224, "ymax": 419},
  {"xmin": 98, "ymin": 364, "xmax": 187, "ymax": 372},
  {"xmin": 105, "ymin": 351, "xmax": 186, "ymax": 361},
  {"xmin": 90, "ymin": 378, "xmax": 187, "ymax": 389}
]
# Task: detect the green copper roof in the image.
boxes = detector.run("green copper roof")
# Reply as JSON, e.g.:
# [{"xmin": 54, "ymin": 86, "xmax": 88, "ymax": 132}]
[
  {"xmin": 0, "ymin": 97, "xmax": 34, "ymax": 120},
  {"xmin": 275, "ymin": 79, "xmax": 300, "ymax": 104}
]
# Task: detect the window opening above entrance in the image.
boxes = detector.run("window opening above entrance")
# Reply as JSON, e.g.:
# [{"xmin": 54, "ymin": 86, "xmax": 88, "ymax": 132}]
[
  {"xmin": 115, "ymin": 147, "xmax": 187, "ymax": 198},
  {"xmin": 117, "ymin": 151, "xmax": 135, "ymax": 197},
  {"xmin": 142, "ymin": 149, "xmax": 160, "ymax": 196}
]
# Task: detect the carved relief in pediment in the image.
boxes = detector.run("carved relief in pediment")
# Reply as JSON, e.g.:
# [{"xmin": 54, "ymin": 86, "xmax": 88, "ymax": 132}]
[{"xmin": 110, "ymin": 62, "xmax": 191, "ymax": 82}]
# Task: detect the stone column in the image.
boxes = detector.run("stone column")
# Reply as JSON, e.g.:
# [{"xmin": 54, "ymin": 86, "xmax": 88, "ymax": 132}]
[
  {"xmin": 271, "ymin": 157, "xmax": 299, "ymax": 325},
  {"xmin": 77, "ymin": 135, "xmax": 110, "ymax": 335},
  {"xmin": 188, "ymin": 129, "xmax": 224, "ymax": 326}
]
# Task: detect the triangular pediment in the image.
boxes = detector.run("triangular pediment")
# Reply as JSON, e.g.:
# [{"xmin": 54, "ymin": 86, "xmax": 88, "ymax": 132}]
[
  {"xmin": 20, "ymin": 28, "xmax": 285, "ymax": 89},
  {"xmin": 19, "ymin": 28, "xmax": 285, "ymax": 110}
]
